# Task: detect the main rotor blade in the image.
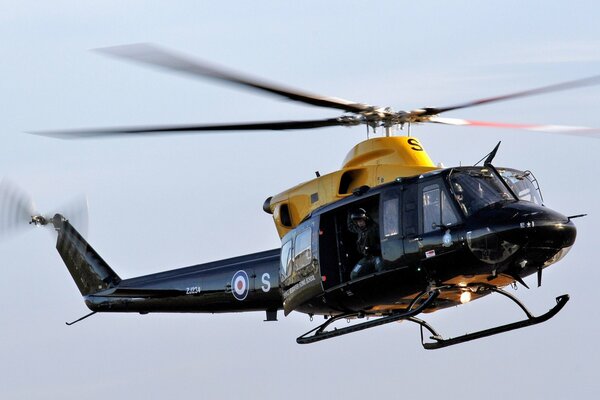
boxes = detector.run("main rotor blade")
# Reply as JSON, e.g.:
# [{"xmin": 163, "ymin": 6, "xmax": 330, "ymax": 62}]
[
  {"xmin": 30, "ymin": 118, "xmax": 359, "ymax": 139},
  {"xmin": 422, "ymin": 75, "xmax": 600, "ymax": 115},
  {"xmin": 97, "ymin": 43, "xmax": 371, "ymax": 114},
  {"xmin": 429, "ymin": 116, "xmax": 600, "ymax": 138}
]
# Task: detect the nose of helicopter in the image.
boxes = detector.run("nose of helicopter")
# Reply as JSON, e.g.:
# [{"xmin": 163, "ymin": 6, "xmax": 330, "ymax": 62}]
[
  {"xmin": 466, "ymin": 202, "xmax": 577, "ymax": 267},
  {"xmin": 512, "ymin": 204, "xmax": 576, "ymax": 251}
]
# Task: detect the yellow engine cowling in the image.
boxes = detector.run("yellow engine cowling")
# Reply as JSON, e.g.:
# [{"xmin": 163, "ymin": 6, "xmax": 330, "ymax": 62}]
[{"xmin": 266, "ymin": 136, "xmax": 439, "ymax": 238}]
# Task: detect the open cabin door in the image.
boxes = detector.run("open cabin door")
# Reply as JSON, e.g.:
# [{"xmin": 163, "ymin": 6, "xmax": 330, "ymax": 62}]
[
  {"xmin": 316, "ymin": 194, "xmax": 381, "ymax": 289},
  {"xmin": 280, "ymin": 218, "xmax": 324, "ymax": 315}
]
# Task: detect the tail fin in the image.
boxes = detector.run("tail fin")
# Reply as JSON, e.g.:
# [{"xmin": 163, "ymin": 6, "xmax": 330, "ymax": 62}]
[{"xmin": 52, "ymin": 214, "xmax": 121, "ymax": 296}]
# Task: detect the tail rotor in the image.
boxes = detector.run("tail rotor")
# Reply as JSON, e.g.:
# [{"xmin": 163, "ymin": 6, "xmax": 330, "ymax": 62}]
[
  {"xmin": 0, "ymin": 178, "xmax": 89, "ymax": 240},
  {"xmin": 0, "ymin": 179, "xmax": 37, "ymax": 240}
]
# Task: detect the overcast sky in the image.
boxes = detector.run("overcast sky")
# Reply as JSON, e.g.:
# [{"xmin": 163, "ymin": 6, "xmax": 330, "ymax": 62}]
[{"xmin": 1, "ymin": 1, "xmax": 599, "ymax": 399}]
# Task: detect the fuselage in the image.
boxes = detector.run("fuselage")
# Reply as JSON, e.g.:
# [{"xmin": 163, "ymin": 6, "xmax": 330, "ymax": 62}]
[{"xmin": 280, "ymin": 165, "xmax": 576, "ymax": 316}]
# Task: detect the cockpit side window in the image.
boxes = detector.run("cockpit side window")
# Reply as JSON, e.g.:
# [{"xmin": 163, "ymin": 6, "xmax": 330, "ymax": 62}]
[
  {"xmin": 423, "ymin": 185, "xmax": 441, "ymax": 234},
  {"xmin": 422, "ymin": 183, "xmax": 459, "ymax": 233},
  {"xmin": 442, "ymin": 189, "xmax": 459, "ymax": 226}
]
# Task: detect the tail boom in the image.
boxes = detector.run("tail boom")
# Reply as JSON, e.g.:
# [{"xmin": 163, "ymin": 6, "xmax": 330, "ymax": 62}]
[
  {"xmin": 53, "ymin": 215, "xmax": 282, "ymax": 315},
  {"xmin": 83, "ymin": 248, "xmax": 283, "ymax": 314}
]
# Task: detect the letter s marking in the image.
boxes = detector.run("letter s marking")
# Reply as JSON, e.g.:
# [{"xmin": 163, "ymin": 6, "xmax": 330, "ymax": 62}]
[{"xmin": 261, "ymin": 273, "xmax": 271, "ymax": 293}]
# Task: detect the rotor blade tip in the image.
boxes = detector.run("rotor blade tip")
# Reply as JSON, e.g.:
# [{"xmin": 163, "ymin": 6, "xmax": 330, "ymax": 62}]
[{"xmin": 93, "ymin": 42, "xmax": 159, "ymax": 58}]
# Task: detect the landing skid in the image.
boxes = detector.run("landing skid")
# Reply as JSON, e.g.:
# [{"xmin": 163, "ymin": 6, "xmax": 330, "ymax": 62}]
[
  {"xmin": 296, "ymin": 287, "xmax": 569, "ymax": 349},
  {"xmin": 409, "ymin": 289, "xmax": 570, "ymax": 350},
  {"xmin": 296, "ymin": 290, "xmax": 439, "ymax": 344}
]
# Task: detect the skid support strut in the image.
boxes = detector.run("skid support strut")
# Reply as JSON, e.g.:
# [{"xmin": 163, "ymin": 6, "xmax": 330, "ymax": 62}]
[
  {"xmin": 408, "ymin": 288, "xmax": 570, "ymax": 350},
  {"xmin": 296, "ymin": 290, "xmax": 439, "ymax": 344}
]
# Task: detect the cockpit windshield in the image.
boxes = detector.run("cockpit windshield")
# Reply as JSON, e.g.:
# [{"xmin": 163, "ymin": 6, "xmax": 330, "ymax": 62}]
[{"xmin": 449, "ymin": 167, "xmax": 515, "ymax": 216}]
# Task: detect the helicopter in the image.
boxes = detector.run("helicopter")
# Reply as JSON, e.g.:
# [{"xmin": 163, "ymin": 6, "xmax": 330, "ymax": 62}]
[{"xmin": 7, "ymin": 43, "xmax": 600, "ymax": 349}]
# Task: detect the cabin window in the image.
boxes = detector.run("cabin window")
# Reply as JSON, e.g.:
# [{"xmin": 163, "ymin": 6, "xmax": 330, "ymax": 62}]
[
  {"xmin": 280, "ymin": 240, "xmax": 293, "ymax": 278},
  {"xmin": 422, "ymin": 184, "xmax": 459, "ymax": 233},
  {"xmin": 293, "ymin": 228, "xmax": 312, "ymax": 269},
  {"xmin": 383, "ymin": 197, "xmax": 400, "ymax": 237}
]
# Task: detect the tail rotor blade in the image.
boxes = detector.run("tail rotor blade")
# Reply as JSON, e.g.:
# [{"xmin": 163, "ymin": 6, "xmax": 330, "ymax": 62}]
[
  {"xmin": 56, "ymin": 195, "xmax": 89, "ymax": 238},
  {"xmin": 0, "ymin": 179, "xmax": 37, "ymax": 240},
  {"xmin": 0, "ymin": 179, "xmax": 89, "ymax": 240}
]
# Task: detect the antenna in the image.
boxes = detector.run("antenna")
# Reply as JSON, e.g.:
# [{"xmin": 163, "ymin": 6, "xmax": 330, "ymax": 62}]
[
  {"xmin": 474, "ymin": 141, "xmax": 501, "ymax": 166},
  {"xmin": 484, "ymin": 141, "xmax": 501, "ymax": 165}
]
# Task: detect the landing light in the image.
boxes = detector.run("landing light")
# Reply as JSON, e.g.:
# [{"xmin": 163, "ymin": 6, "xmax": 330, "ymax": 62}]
[{"xmin": 460, "ymin": 291, "xmax": 472, "ymax": 304}]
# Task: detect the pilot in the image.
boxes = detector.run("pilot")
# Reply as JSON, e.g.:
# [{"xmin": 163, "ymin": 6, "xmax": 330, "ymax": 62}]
[
  {"xmin": 453, "ymin": 181, "xmax": 469, "ymax": 216},
  {"xmin": 347, "ymin": 208, "xmax": 382, "ymax": 280}
]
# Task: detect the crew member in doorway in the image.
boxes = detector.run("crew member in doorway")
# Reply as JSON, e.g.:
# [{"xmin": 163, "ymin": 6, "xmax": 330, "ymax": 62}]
[{"xmin": 348, "ymin": 208, "xmax": 382, "ymax": 279}]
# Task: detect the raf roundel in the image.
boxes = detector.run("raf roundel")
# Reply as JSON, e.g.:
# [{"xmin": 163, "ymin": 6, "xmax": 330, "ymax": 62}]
[{"xmin": 231, "ymin": 270, "xmax": 249, "ymax": 301}]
